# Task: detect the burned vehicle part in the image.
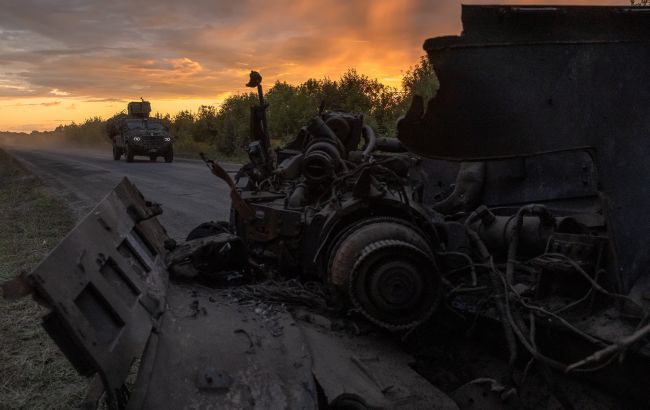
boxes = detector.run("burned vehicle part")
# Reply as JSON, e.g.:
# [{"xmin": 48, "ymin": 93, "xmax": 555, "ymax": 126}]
[
  {"xmin": 394, "ymin": 4, "xmax": 650, "ymax": 408},
  {"xmin": 1, "ymin": 178, "xmax": 170, "ymax": 407},
  {"xmin": 224, "ymin": 104, "xmax": 443, "ymax": 330},
  {"xmin": 1, "ymin": 179, "xmax": 457, "ymax": 410},
  {"xmin": 4, "ymin": 5, "xmax": 650, "ymax": 410},
  {"xmin": 245, "ymin": 71, "xmax": 275, "ymax": 179},
  {"xmin": 165, "ymin": 232, "xmax": 250, "ymax": 285},
  {"xmin": 168, "ymin": 71, "xmax": 445, "ymax": 331},
  {"xmin": 204, "ymin": 5, "xmax": 650, "ymax": 407},
  {"xmin": 106, "ymin": 100, "xmax": 174, "ymax": 163},
  {"xmin": 397, "ymin": 5, "xmax": 650, "ymax": 293}
]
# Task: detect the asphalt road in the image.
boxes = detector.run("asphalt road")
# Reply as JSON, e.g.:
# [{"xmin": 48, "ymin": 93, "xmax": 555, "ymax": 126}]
[{"xmin": 6, "ymin": 146, "xmax": 238, "ymax": 240}]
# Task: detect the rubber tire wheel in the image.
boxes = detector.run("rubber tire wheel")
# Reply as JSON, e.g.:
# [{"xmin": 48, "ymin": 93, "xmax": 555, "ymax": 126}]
[
  {"xmin": 149, "ymin": 155, "xmax": 157, "ymax": 162},
  {"xmin": 126, "ymin": 144, "xmax": 134, "ymax": 162},
  {"xmin": 164, "ymin": 147, "xmax": 174, "ymax": 163},
  {"xmin": 112, "ymin": 145, "xmax": 121, "ymax": 160}
]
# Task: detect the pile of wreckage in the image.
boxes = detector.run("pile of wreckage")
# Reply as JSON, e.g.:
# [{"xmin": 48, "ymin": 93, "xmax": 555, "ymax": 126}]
[{"xmin": 3, "ymin": 5, "xmax": 650, "ymax": 410}]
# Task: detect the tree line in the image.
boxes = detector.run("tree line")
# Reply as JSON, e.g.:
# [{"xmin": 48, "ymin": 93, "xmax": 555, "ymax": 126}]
[{"xmin": 52, "ymin": 57, "xmax": 437, "ymax": 158}]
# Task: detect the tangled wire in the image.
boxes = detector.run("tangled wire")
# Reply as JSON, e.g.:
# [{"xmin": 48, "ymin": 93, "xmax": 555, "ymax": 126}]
[{"xmin": 447, "ymin": 204, "xmax": 650, "ymax": 382}]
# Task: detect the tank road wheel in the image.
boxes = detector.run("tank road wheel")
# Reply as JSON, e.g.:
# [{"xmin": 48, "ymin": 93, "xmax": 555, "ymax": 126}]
[
  {"xmin": 126, "ymin": 144, "xmax": 135, "ymax": 163},
  {"xmin": 112, "ymin": 145, "xmax": 121, "ymax": 161},
  {"xmin": 164, "ymin": 147, "xmax": 174, "ymax": 163},
  {"xmin": 328, "ymin": 220, "xmax": 441, "ymax": 330},
  {"xmin": 149, "ymin": 155, "xmax": 157, "ymax": 162}
]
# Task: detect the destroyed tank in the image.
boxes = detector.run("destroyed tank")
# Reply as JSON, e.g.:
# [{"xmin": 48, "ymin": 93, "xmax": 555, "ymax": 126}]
[
  {"xmin": 106, "ymin": 100, "xmax": 174, "ymax": 163},
  {"xmin": 4, "ymin": 5, "xmax": 650, "ymax": 410}
]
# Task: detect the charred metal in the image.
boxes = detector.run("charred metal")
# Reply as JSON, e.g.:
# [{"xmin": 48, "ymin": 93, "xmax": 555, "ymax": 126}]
[
  {"xmin": 219, "ymin": 74, "xmax": 442, "ymax": 330},
  {"xmin": 3, "ymin": 5, "xmax": 650, "ymax": 410}
]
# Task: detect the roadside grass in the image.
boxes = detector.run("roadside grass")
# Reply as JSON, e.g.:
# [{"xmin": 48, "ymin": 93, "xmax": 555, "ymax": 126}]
[{"xmin": 0, "ymin": 149, "xmax": 87, "ymax": 409}]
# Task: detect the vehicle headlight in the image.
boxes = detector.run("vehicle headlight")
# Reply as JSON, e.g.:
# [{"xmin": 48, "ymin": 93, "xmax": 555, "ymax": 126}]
[
  {"xmin": 133, "ymin": 136, "xmax": 141, "ymax": 142},
  {"xmin": 164, "ymin": 137, "xmax": 171, "ymax": 142}
]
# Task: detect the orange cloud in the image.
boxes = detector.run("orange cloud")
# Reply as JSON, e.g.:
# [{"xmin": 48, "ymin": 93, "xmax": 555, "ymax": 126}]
[{"xmin": 0, "ymin": 0, "xmax": 631, "ymax": 131}]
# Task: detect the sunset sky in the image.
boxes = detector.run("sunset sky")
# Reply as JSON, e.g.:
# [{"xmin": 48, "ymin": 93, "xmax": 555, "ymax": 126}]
[{"xmin": 0, "ymin": 0, "xmax": 629, "ymax": 132}]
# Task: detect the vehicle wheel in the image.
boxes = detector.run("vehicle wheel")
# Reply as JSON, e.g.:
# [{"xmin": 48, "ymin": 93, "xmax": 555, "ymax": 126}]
[
  {"xmin": 126, "ymin": 144, "xmax": 134, "ymax": 162},
  {"xmin": 112, "ymin": 145, "xmax": 121, "ymax": 160},
  {"xmin": 328, "ymin": 218, "xmax": 441, "ymax": 330},
  {"xmin": 149, "ymin": 155, "xmax": 157, "ymax": 162},
  {"xmin": 164, "ymin": 147, "xmax": 174, "ymax": 163}
]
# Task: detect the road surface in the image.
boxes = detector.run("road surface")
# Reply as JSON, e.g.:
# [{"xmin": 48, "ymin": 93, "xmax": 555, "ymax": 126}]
[{"xmin": 6, "ymin": 146, "xmax": 237, "ymax": 240}]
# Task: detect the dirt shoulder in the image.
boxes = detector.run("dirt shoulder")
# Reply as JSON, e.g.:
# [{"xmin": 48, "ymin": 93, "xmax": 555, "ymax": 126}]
[{"xmin": 0, "ymin": 148, "xmax": 87, "ymax": 409}]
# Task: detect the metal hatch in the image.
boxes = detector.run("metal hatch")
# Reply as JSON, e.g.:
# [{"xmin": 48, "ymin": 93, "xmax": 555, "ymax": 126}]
[{"xmin": 25, "ymin": 178, "xmax": 169, "ymax": 407}]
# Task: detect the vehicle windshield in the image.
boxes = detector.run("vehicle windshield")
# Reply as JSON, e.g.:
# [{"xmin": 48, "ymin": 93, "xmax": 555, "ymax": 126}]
[
  {"xmin": 147, "ymin": 121, "xmax": 166, "ymax": 130},
  {"xmin": 125, "ymin": 119, "xmax": 167, "ymax": 130}
]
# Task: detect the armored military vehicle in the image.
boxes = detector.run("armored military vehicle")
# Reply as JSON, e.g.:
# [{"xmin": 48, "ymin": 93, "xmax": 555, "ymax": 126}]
[
  {"xmin": 106, "ymin": 100, "xmax": 174, "ymax": 163},
  {"xmin": 4, "ymin": 5, "xmax": 650, "ymax": 410}
]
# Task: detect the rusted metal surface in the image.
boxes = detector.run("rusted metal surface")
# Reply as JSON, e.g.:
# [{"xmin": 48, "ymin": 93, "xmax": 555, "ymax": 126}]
[{"xmin": 200, "ymin": 152, "xmax": 255, "ymax": 221}]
